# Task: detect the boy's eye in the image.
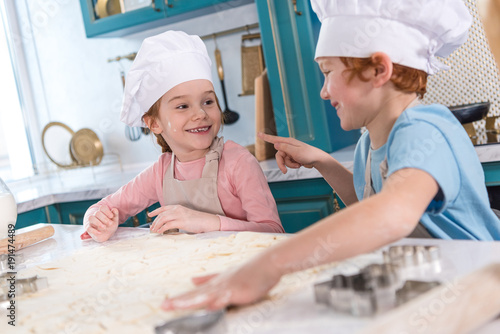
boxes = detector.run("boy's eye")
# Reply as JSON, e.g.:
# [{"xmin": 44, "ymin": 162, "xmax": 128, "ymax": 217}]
[{"xmin": 322, "ymin": 70, "xmax": 331, "ymax": 77}]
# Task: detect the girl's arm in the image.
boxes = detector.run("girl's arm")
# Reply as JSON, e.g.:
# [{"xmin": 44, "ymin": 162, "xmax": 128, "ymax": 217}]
[
  {"xmin": 82, "ymin": 160, "xmax": 164, "ymax": 241},
  {"xmin": 259, "ymin": 133, "xmax": 358, "ymax": 206},
  {"xmin": 161, "ymin": 167, "xmax": 438, "ymax": 310}
]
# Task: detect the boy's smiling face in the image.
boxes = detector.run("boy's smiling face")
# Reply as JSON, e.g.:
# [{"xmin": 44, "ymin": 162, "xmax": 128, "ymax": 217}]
[
  {"xmin": 153, "ymin": 79, "xmax": 221, "ymax": 162},
  {"xmin": 317, "ymin": 57, "xmax": 375, "ymax": 131}
]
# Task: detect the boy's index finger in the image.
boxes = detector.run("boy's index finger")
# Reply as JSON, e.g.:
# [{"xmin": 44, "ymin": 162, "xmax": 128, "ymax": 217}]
[{"xmin": 258, "ymin": 132, "xmax": 291, "ymax": 145}]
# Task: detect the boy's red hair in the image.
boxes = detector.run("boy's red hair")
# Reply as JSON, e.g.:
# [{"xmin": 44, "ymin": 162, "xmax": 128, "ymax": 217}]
[{"xmin": 339, "ymin": 57, "xmax": 428, "ymax": 99}]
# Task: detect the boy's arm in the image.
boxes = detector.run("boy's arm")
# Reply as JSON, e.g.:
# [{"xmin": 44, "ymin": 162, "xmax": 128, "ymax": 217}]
[
  {"xmin": 162, "ymin": 167, "xmax": 438, "ymax": 310},
  {"xmin": 259, "ymin": 133, "xmax": 358, "ymax": 205}
]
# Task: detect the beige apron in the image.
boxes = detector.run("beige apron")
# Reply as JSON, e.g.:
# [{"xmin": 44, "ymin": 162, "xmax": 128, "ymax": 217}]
[
  {"xmin": 162, "ymin": 136, "xmax": 226, "ymax": 216},
  {"xmin": 362, "ymin": 99, "xmax": 434, "ymax": 239}
]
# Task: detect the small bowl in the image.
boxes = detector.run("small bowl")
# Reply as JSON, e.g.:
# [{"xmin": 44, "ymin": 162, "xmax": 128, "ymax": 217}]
[{"xmin": 448, "ymin": 102, "xmax": 490, "ymax": 124}]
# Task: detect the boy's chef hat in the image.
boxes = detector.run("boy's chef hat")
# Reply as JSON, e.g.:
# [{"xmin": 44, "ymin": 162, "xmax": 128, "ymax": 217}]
[
  {"xmin": 311, "ymin": 0, "xmax": 472, "ymax": 74},
  {"xmin": 121, "ymin": 30, "xmax": 212, "ymax": 127}
]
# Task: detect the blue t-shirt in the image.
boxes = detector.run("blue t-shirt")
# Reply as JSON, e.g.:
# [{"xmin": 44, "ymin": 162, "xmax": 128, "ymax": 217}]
[{"xmin": 353, "ymin": 104, "xmax": 500, "ymax": 240}]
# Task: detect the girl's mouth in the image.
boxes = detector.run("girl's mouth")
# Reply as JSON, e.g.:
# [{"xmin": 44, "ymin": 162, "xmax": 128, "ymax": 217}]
[{"xmin": 186, "ymin": 126, "xmax": 211, "ymax": 133}]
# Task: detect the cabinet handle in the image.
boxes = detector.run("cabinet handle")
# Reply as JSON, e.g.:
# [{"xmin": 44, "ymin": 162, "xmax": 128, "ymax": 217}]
[
  {"xmin": 132, "ymin": 215, "xmax": 140, "ymax": 227},
  {"xmin": 292, "ymin": 0, "xmax": 302, "ymax": 16},
  {"xmin": 165, "ymin": 0, "xmax": 174, "ymax": 8},
  {"xmin": 145, "ymin": 209, "xmax": 153, "ymax": 223},
  {"xmin": 152, "ymin": 0, "xmax": 161, "ymax": 12}
]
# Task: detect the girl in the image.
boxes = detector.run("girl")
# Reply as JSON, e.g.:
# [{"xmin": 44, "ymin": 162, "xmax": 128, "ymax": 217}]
[
  {"xmin": 82, "ymin": 30, "xmax": 284, "ymax": 242},
  {"xmin": 161, "ymin": 0, "xmax": 500, "ymax": 310}
]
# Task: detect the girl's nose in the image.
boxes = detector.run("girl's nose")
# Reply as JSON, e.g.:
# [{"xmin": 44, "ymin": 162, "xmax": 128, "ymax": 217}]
[{"xmin": 193, "ymin": 108, "xmax": 208, "ymax": 119}]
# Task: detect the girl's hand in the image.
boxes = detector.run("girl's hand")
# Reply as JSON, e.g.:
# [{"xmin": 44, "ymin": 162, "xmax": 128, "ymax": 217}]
[
  {"xmin": 84, "ymin": 205, "xmax": 119, "ymax": 242},
  {"xmin": 161, "ymin": 254, "xmax": 282, "ymax": 311},
  {"xmin": 148, "ymin": 205, "xmax": 221, "ymax": 234},
  {"xmin": 258, "ymin": 133, "xmax": 329, "ymax": 174}
]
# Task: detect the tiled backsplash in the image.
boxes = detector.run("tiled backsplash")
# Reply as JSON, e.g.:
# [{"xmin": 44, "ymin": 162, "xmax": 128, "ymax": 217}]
[{"xmin": 422, "ymin": 0, "xmax": 500, "ymax": 145}]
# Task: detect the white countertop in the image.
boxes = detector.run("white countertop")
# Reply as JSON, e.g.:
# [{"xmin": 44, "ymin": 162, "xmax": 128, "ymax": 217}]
[
  {"xmin": 6, "ymin": 143, "xmax": 499, "ymax": 214},
  {"xmin": 7, "ymin": 224, "xmax": 500, "ymax": 334}
]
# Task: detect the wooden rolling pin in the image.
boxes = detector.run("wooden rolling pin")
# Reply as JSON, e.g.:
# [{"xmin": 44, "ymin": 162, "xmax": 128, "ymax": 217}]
[
  {"xmin": 359, "ymin": 263, "xmax": 500, "ymax": 334},
  {"xmin": 0, "ymin": 225, "xmax": 55, "ymax": 254}
]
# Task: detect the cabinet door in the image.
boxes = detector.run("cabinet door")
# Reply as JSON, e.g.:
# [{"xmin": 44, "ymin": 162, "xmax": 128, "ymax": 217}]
[
  {"xmin": 16, "ymin": 205, "xmax": 60, "ymax": 229},
  {"xmin": 269, "ymin": 178, "xmax": 336, "ymax": 233},
  {"xmin": 164, "ymin": 0, "xmax": 220, "ymax": 16},
  {"xmin": 57, "ymin": 200, "xmax": 100, "ymax": 225},
  {"xmin": 79, "ymin": 0, "xmax": 167, "ymax": 37},
  {"xmin": 483, "ymin": 161, "xmax": 500, "ymax": 187},
  {"xmin": 255, "ymin": 0, "xmax": 360, "ymax": 152}
]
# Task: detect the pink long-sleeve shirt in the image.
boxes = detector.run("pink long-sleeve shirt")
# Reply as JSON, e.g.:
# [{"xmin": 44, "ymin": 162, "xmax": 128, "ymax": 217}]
[{"xmin": 84, "ymin": 140, "xmax": 284, "ymax": 233}]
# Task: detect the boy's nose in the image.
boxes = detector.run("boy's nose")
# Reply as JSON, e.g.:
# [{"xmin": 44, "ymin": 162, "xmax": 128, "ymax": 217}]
[{"xmin": 320, "ymin": 82, "xmax": 330, "ymax": 100}]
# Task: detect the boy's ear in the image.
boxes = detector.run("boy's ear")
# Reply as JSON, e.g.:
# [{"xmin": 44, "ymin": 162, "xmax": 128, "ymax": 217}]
[
  {"xmin": 370, "ymin": 52, "xmax": 393, "ymax": 88},
  {"xmin": 143, "ymin": 115, "xmax": 162, "ymax": 134}
]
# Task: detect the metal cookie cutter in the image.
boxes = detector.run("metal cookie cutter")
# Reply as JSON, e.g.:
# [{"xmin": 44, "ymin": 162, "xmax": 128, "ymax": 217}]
[
  {"xmin": 383, "ymin": 245, "xmax": 441, "ymax": 278},
  {"xmin": 315, "ymin": 263, "xmax": 401, "ymax": 316},
  {"xmin": 0, "ymin": 254, "xmax": 25, "ymax": 274},
  {"xmin": 0, "ymin": 273, "xmax": 49, "ymax": 302},
  {"xmin": 155, "ymin": 309, "xmax": 225, "ymax": 334},
  {"xmin": 314, "ymin": 245, "xmax": 442, "ymax": 316}
]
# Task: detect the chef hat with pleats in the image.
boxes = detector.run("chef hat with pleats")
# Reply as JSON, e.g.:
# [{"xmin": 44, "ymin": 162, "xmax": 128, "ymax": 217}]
[
  {"xmin": 121, "ymin": 30, "xmax": 212, "ymax": 127},
  {"xmin": 311, "ymin": 0, "xmax": 472, "ymax": 75}
]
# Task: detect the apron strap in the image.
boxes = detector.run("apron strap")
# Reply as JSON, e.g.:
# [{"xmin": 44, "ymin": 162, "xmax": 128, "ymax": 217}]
[
  {"xmin": 202, "ymin": 136, "xmax": 224, "ymax": 178},
  {"xmin": 362, "ymin": 98, "xmax": 433, "ymax": 238}
]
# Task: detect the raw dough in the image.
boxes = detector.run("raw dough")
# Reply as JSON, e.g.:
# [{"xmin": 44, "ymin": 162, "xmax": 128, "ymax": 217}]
[{"xmin": 3, "ymin": 232, "xmax": 335, "ymax": 333}]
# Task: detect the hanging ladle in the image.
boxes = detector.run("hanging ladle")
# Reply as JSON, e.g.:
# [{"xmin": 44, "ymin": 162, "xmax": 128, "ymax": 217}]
[{"xmin": 214, "ymin": 36, "xmax": 239, "ymax": 125}]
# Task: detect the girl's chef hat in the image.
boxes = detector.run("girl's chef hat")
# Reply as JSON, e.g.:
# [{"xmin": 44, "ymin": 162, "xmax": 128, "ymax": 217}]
[
  {"xmin": 121, "ymin": 30, "xmax": 212, "ymax": 127},
  {"xmin": 311, "ymin": 0, "xmax": 472, "ymax": 74}
]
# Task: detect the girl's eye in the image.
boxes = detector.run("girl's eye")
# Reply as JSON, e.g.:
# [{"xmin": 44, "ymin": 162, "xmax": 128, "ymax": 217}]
[
  {"xmin": 176, "ymin": 104, "xmax": 188, "ymax": 110},
  {"xmin": 204, "ymin": 99, "xmax": 214, "ymax": 106},
  {"xmin": 322, "ymin": 70, "xmax": 331, "ymax": 77}
]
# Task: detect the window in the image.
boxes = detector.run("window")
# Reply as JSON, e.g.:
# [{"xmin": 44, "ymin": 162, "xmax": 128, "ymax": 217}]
[{"xmin": 0, "ymin": 1, "xmax": 35, "ymax": 181}]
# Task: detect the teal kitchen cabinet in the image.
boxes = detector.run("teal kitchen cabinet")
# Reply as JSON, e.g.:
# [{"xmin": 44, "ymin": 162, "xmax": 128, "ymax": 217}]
[
  {"xmin": 57, "ymin": 199, "xmax": 160, "ymax": 227},
  {"xmin": 269, "ymin": 178, "xmax": 340, "ymax": 233},
  {"xmin": 57, "ymin": 200, "xmax": 100, "ymax": 225},
  {"xmin": 79, "ymin": 0, "xmax": 253, "ymax": 38},
  {"xmin": 255, "ymin": 0, "xmax": 360, "ymax": 153},
  {"xmin": 483, "ymin": 161, "xmax": 500, "ymax": 187},
  {"xmin": 16, "ymin": 205, "xmax": 59, "ymax": 230}
]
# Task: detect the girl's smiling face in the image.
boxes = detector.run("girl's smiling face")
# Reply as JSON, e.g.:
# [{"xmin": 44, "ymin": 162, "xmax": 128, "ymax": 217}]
[
  {"xmin": 317, "ymin": 57, "xmax": 374, "ymax": 131},
  {"xmin": 152, "ymin": 79, "xmax": 222, "ymax": 162}
]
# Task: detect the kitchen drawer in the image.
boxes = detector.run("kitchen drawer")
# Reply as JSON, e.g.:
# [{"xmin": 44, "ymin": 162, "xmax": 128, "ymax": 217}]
[
  {"xmin": 269, "ymin": 178, "xmax": 339, "ymax": 233},
  {"xmin": 483, "ymin": 161, "xmax": 500, "ymax": 187}
]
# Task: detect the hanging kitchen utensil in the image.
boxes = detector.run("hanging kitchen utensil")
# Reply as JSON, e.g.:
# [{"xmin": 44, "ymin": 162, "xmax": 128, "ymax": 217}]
[
  {"xmin": 70, "ymin": 128, "xmax": 104, "ymax": 166},
  {"xmin": 240, "ymin": 31, "xmax": 265, "ymax": 96},
  {"xmin": 214, "ymin": 37, "xmax": 239, "ymax": 125},
  {"xmin": 41, "ymin": 122, "xmax": 78, "ymax": 168},
  {"xmin": 120, "ymin": 69, "xmax": 142, "ymax": 141}
]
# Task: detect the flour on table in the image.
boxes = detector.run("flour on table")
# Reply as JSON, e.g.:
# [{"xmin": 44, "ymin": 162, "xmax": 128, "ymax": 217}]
[{"xmin": 2, "ymin": 232, "xmax": 336, "ymax": 334}]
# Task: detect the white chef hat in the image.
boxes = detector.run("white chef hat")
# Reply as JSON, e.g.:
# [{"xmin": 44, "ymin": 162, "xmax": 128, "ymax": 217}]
[
  {"xmin": 120, "ymin": 30, "xmax": 213, "ymax": 127},
  {"xmin": 311, "ymin": 0, "xmax": 472, "ymax": 74}
]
